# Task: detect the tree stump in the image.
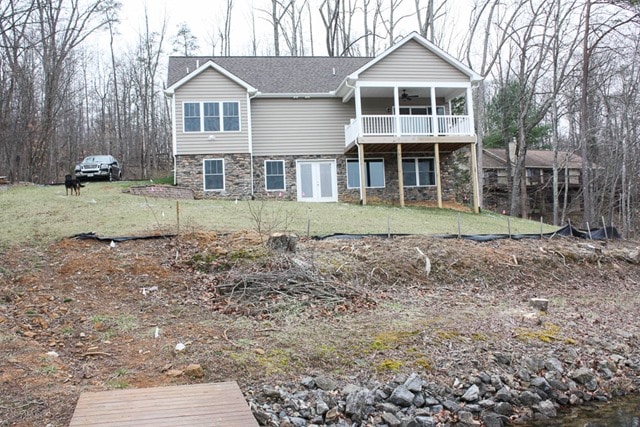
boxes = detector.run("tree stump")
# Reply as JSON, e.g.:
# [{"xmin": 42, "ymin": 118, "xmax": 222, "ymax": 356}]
[{"xmin": 267, "ymin": 233, "xmax": 298, "ymax": 253}]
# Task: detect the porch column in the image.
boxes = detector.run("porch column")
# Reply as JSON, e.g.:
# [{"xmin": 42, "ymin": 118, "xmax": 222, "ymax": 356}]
[
  {"xmin": 470, "ymin": 142, "xmax": 480, "ymax": 213},
  {"xmin": 435, "ymin": 143, "xmax": 442, "ymax": 209},
  {"xmin": 397, "ymin": 144, "xmax": 405, "ymax": 207},
  {"xmin": 358, "ymin": 143, "xmax": 367, "ymax": 205},
  {"xmin": 430, "ymin": 86, "xmax": 439, "ymax": 135},
  {"xmin": 355, "ymin": 85, "xmax": 363, "ymax": 135},
  {"xmin": 394, "ymin": 86, "xmax": 401, "ymax": 136}
]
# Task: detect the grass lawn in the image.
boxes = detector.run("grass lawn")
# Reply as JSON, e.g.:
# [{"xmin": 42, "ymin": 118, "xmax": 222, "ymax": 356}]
[{"xmin": 0, "ymin": 180, "xmax": 557, "ymax": 248}]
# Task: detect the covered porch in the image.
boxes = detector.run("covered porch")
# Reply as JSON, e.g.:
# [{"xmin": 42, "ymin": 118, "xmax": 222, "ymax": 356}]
[
  {"xmin": 345, "ymin": 139, "xmax": 480, "ymax": 213},
  {"xmin": 344, "ymin": 83, "xmax": 475, "ymax": 146}
]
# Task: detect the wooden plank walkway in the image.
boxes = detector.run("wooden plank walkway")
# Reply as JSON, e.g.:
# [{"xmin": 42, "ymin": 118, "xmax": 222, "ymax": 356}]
[{"xmin": 69, "ymin": 382, "xmax": 259, "ymax": 426}]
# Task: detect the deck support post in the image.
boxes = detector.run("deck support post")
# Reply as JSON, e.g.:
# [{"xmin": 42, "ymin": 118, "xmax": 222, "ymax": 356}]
[
  {"xmin": 397, "ymin": 144, "xmax": 405, "ymax": 207},
  {"xmin": 470, "ymin": 142, "xmax": 480, "ymax": 213},
  {"xmin": 358, "ymin": 143, "xmax": 367, "ymax": 205},
  {"xmin": 435, "ymin": 143, "xmax": 442, "ymax": 208}
]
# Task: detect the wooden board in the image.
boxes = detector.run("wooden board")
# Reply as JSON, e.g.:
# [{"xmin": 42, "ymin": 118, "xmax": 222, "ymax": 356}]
[{"xmin": 69, "ymin": 382, "xmax": 258, "ymax": 426}]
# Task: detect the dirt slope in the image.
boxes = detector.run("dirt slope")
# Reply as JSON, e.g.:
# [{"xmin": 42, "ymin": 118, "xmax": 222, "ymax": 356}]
[{"xmin": 1, "ymin": 232, "xmax": 639, "ymax": 426}]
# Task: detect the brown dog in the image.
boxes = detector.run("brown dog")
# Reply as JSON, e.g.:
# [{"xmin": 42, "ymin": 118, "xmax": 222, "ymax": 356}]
[{"xmin": 64, "ymin": 174, "xmax": 83, "ymax": 196}]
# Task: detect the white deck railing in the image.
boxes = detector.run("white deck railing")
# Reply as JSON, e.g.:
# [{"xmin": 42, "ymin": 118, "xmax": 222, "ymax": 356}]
[{"xmin": 345, "ymin": 114, "xmax": 473, "ymax": 146}]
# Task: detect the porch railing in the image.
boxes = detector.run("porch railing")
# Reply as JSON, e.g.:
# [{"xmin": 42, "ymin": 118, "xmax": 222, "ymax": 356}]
[{"xmin": 345, "ymin": 114, "xmax": 473, "ymax": 146}]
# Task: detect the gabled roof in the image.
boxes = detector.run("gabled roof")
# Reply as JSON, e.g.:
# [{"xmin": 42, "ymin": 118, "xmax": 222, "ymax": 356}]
[
  {"xmin": 345, "ymin": 32, "xmax": 482, "ymax": 82},
  {"xmin": 166, "ymin": 56, "xmax": 371, "ymax": 95},
  {"xmin": 484, "ymin": 148, "xmax": 584, "ymax": 170},
  {"xmin": 166, "ymin": 33, "xmax": 481, "ymax": 97}
]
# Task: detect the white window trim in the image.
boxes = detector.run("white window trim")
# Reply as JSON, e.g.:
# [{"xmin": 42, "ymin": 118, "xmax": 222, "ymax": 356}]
[
  {"xmin": 203, "ymin": 158, "xmax": 225, "ymax": 192},
  {"xmin": 346, "ymin": 158, "xmax": 386, "ymax": 189},
  {"xmin": 183, "ymin": 101, "xmax": 241, "ymax": 133},
  {"xmin": 403, "ymin": 157, "xmax": 436, "ymax": 187},
  {"xmin": 264, "ymin": 159, "xmax": 286, "ymax": 192}
]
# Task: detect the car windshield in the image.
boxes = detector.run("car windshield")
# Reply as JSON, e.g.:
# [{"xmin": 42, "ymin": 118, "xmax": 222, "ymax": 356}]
[{"xmin": 83, "ymin": 156, "xmax": 111, "ymax": 163}]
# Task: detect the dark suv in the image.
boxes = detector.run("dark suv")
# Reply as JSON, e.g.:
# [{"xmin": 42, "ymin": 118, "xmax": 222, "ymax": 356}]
[{"xmin": 75, "ymin": 155, "xmax": 122, "ymax": 181}]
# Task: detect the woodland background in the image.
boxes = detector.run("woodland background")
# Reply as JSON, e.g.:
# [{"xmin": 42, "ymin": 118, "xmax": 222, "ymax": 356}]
[{"xmin": 0, "ymin": 0, "xmax": 639, "ymax": 235}]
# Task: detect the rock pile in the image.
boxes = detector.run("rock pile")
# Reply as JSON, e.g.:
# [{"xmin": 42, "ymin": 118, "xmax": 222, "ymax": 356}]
[{"xmin": 247, "ymin": 352, "xmax": 640, "ymax": 426}]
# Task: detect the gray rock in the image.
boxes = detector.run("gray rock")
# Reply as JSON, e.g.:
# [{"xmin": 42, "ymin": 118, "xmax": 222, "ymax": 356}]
[
  {"xmin": 263, "ymin": 385, "xmax": 283, "ymax": 399},
  {"xmin": 519, "ymin": 391, "xmax": 542, "ymax": 406},
  {"xmin": 585, "ymin": 378, "xmax": 599, "ymax": 391},
  {"xmin": 314, "ymin": 376, "xmax": 337, "ymax": 391},
  {"xmin": 414, "ymin": 416, "xmax": 436, "ymax": 427},
  {"xmin": 316, "ymin": 400, "xmax": 329, "ymax": 416},
  {"xmin": 495, "ymin": 386, "xmax": 513, "ymax": 402},
  {"xmin": 461, "ymin": 384, "xmax": 480, "ymax": 402},
  {"xmin": 531, "ymin": 377, "xmax": 552, "ymax": 393},
  {"xmin": 389, "ymin": 385, "xmax": 415, "ymax": 407},
  {"xmin": 301, "ymin": 377, "xmax": 315, "ymax": 388},
  {"xmin": 404, "ymin": 373, "xmax": 424, "ymax": 392},
  {"xmin": 342, "ymin": 384, "xmax": 361, "ymax": 395},
  {"xmin": 465, "ymin": 404, "xmax": 482, "ymax": 413},
  {"xmin": 478, "ymin": 399, "xmax": 495, "ymax": 408},
  {"xmin": 345, "ymin": 389, "xmax": 370, "ymax": 417},
  {"xmin": 479, "ymin": 372, "xmax": 491, "ymax": 383},
  {"xmin": 493, "ymin": 352, "xmax": 511, "ymax": 365},
  {"xmin": 429, "ymin": 404, "xmax": 443, "ymax": 414},
  {"xmin": 413, "ymin": 392, "xmax": 425, "ymax": 407},
  {"xmin": 537, "ymin": 400, "xmax": 557, "ymax": 418},
  {"xmin": 482, "ymin": 412, "xmax": 507, "ymax": 427},
  {"xmin": 381, "ymin": 412, "xmax": 402, "ymax": 426},
  {"xmin": 289, "ymin": 416, "xmax": 307, "ymax": 427},
  {"xmin": 571, "ymin": 368, "xmax": 595, "ymax": 385},
  {"xmin": 443, "ymin": 399, "xmax": 460, "ymax": 413},
  {"xmin": 545, "ymin": 358, "xmax": 564, "ymax": 373},
  {"xmin": 524, "ymin": 357, "xmax": 545, "ymax": 372},
  {"xmin": 458, "ymin": 411, "xmax": 475, "ymax": 424},
  {"xmin": 494, "ymin": 402, "xmax": 513, "ymax": 416},
  {"xmin": 547, "ymin": 378, "xmax": 569, "ymax": 391},
  {"xmin": 516, "ymin": 367, "xmax": 531, "ymax": 382},
  {"xmin": 380, "ymin": 401, "xmax": 400, "ymax": 413},
  {"xmin": 490, "ymin": 374, "xmax": 503, "ymax": 389}
]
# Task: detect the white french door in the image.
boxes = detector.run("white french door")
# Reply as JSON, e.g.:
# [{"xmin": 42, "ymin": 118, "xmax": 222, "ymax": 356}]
[{"xmin": 296, "ymin": 160, "xmax": 337, "ymax": 202}]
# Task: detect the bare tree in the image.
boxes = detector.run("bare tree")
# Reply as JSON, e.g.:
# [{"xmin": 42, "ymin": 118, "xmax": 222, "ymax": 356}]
[{"xmin": 464, "ymin": 0, "xmax": 527, "ymax": 210}]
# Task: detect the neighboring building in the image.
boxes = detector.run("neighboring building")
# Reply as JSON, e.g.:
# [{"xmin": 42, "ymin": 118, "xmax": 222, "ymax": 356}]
[
  {"xmin": 483, "ymin": 145, "xmax": 584, "ymax": 219},
  {"xmin": 164, "ymin": 32, "xmax": 482, "ymax": 212}
]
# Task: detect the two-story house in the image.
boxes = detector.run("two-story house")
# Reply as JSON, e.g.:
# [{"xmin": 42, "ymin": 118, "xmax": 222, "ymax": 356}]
[{"xmin": 165, "ymin": 32, "xmax": 482, "ymax": 212}]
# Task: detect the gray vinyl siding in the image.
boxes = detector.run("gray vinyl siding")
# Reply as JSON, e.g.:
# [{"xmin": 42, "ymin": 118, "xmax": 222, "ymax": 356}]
[
  {"xmin": 174, "ymin": 69, "xmax": 249, "ymax": 155},
  {"xmin": 360, "ymin": 40, "xmax": 468, "ymax": 82},
  {"xmin": 252, "ymin": 98, "xmax": 355, "ymax": 156}
]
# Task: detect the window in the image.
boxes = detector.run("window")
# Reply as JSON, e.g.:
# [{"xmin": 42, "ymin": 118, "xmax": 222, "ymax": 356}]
[
  {"xmin": 203, "ymin": 159, "xmax": 224, "ymax": 191},
  {"xmin": 203, "ymin": 102, "xmax": 220, "ymax": 131},
  {"xmin": 265, "ymin": 160, "xmax": 285, "ymax": 191},
  {"xmin": 223, "ymin": 102, "xmax": 239, "ymax": 131},
  {"xmin": 403, "ymin": 158, "xmax": 435, "ymax": 186},
  {"xmin": 183, "ymin": 101, "xmax": 240, "ymax": 133},
  {"xmin": 346, "ymin": 159, "xmax": 385, "ymax": 188},
  {"xmin": 184, "ymin": 103, "xmax": 201, "ymax": 132}
]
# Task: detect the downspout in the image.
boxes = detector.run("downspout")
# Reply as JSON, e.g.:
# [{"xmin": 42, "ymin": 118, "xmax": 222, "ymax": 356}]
[{"xmin": 247, "ymin": 90, "xmax": 259, "ymax": 197}]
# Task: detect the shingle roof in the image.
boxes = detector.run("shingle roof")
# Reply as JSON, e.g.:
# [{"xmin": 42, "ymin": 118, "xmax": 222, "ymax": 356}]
[
  {"xmin": 484, "ymin": 148, "xmax": 583, "ymax": 169},
  {"xmin": 167, "ymin": 56, "xmax": 372, "ymax": 94}
]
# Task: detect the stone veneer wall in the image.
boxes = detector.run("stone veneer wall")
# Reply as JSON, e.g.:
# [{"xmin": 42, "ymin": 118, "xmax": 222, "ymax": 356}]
[
  {"xmin": 340, "ymin": 151, "xmax": 458, "ymax": 204},
  {"xmin": 178, "ymin": 151, "xmax": 462, "ymax": 203},
  {"xmin": 175, "ymin": 154, "xmax": 252, "ymax": 199}
]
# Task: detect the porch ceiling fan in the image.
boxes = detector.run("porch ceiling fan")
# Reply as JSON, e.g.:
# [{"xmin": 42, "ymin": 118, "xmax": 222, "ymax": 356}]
[{"xmin": 401, "ymin": 89, "xmax": 419, "ymax": 101}]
